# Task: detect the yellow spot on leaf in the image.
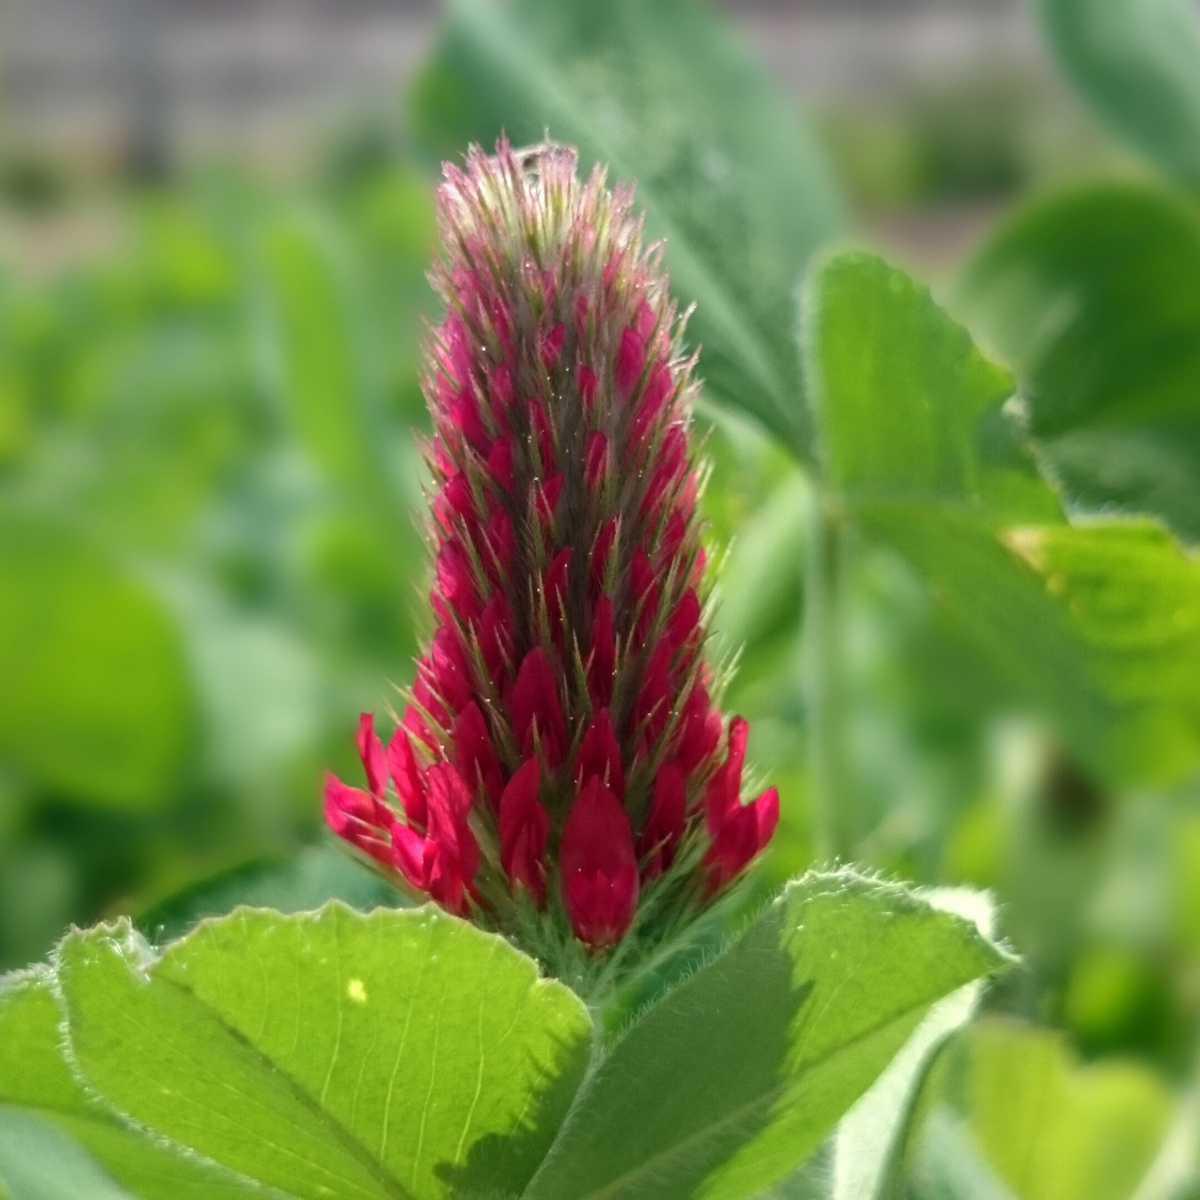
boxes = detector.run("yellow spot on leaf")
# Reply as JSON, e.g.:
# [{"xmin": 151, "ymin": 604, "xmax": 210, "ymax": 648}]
[{"xmin": 347, "ymin": 977, "xmax": 368, "ymax": 1004}]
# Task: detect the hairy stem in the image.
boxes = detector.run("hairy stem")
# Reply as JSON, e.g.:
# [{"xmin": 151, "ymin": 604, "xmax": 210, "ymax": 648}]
[{"xmin": 805, "ymin": 495, "xmax": 852, "ymax": 861}]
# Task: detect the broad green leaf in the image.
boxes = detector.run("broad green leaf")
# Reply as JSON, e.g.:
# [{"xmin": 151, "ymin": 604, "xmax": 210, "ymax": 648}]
[
  {"xmin": 137, "ymin": 845, "xmax": 399, "ymax": 944},
  {"xmin": 56, "ymin": 903, "xmax": 592, "ymax": 1200},
  {"xmin": 0, "ymin": 511, "xmax": 193, "ymax": 810},
  {"xmin": 0, "ymin": 970, "xmax": 258, "ymax": 1198},
  {"xmin": 412, "ymin": 0, "xmax": 842, "ymax": 454},
  {"xmin": 968, "ymin": 1019, "xmax": 1172, "ymax": 1200},
  {"xmin": 958, "ymin": 184, "xmax": 1200, "ymax": 542},
  {"xmin": 1002, "ymin": 522, "xmax": 1200, "ymax": 782},
  {"xmin": 524, "ymin": 869, "xmax": 1011, "ymax": 1200},
  {"xmin": 832, "ymin": 889, "xmax": 998, "ymax": 1200},
  {"xmin": 1038, "ymin": 0, "xmax": 1200, "ymax": 187},
  {"xmin": 805, "ymin": 251, "xmax": 1055, "ymax": 525},
  {"xmin": 804, "ymin": 251, "xmax": 1200, "ymax": 787}
]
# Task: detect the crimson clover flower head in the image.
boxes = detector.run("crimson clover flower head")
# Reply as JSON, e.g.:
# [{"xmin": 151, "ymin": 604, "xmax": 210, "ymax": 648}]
[{"xmin": 325, "ymin": 140, "xmax": 779, "ymax": 976}]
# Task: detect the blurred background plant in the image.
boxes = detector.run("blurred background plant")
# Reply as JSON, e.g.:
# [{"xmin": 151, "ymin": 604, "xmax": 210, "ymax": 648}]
[{"xmin": 2, "ymin": 0, "xmax": 1199, "ymax": 1195}]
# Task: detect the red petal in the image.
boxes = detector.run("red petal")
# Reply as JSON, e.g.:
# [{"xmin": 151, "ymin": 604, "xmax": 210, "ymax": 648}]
[
  {"xmin": 541, "ymin": 322, "xmax": 567, "ymax": 369},
  {"xmin": 705, "ymin": 786, "xmax": 780, "ymax": 894},
  {"xmin": 579, "ymin": 364, "xmax": 599, "ymax": 408},
  {"xmin": 509, "ymin": 646, "xmax": 567, "ymax": 767},
  {"xmin": 640, "ymin": 762, "xmax": 687, "ymax": 877},
  {"xmin": 453, "ymin": 701, "xmax": 502, "ymax": 811},
  {"xmin": 499, "ymin": 757, "xmax": 549, "ymax": 905},
  {"xmin": 588, "ymin": 596, "xmax": 617, "ymax": 708},
  {"xmin": 487, "ymin": 436, "xmax": 516, "ymax": 493},
  {"xmin": 632, "ymin": 364, "xmax": 673, "ymax": 443},
  {"xmin": 561, "ymin": 776, "xmax": 639, "ymax": 948},
  {"xmin": 585, "ymin": 431, "xmax": 609, "ymax": 490},
  {"xmin": 576, "ymin": 708, "xmax": 625, "ymax": 798},
  {"xmin": 591, "ymin": 518, "xmax": 619, "ymax": 598},
  {"xmin": 544, "ymin": 548, "xmax": 573, "ymax": 640},
  {"xmin": 617, "ymin": 327, "xmax": 645, "ymax": 396},
  {"xmin": 355, "ymin": 713, "xmax": 388, "ymax": 798},
  {"xmin": 391, "ymin": 822, "xmax": 431, "ymax": 889},
  {"xmin": 387, "ymin": 728, "xmax": 427, "ymax": 829}
]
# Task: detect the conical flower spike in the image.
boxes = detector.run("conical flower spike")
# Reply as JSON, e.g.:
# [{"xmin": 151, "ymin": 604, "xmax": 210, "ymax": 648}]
[{"xmin": 324, "ymin": 140, "xmax": 780, "ymax": 975}]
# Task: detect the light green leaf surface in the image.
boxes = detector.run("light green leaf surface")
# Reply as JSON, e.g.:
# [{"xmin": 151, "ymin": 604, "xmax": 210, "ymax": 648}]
[
  {"xmin": 0, "ymin": 970, "xmax": 257, "ymax": 1199},
  {"xmin": 1038, "ymin": 0, "xmax": 1200, "ymax": 187},
  {"xmin": 0, "ymin": 511, "xmax": 193, "ymax": 810},
  {"xmin": 55, "ymin": 904, "xmax": 592, "ymax": 1200},
  {"xmin": 804, "ymin": 251, "xmax": 1200, "ymax": 787},
  {"xmin": 524, "ymin": 869, "xmax": 1011, "ymax": 1200},
  {"xmin": 805, "ymin": 251, "xmax": 1055, "ymax": 526},
  {"xmin": 412, "ymin": 0, "xmax": 842, "ymax": 454},
  {"xmin": 958, "ymin": 183, "xmax": 1200, "ymax": 542},
  {"xmin": 968, "ymin": 1019, "xmax": 1172, "ymax": 1200},
  {"xmin": 832, "ymin": 889, "xmax": 998, "ymax": 1200}
]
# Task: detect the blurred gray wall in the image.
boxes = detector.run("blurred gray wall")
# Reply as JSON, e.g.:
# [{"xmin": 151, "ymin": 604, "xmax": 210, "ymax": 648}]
[{"xmin": 0, "ymin": 0, "xmax": 1035, "ymax": 165}]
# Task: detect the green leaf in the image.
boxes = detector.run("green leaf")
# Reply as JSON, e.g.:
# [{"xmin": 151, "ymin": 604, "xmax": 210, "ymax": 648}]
[
  {"xmin": 832, "ymin": 889, "xmax": 998, "ymax": 1200},
  {"xmin": 968, "ymin": 1019, "xmax": 1172, "ymax": 1200},
  {"xmin": 1038, "ymin": 0, "xmax": 1200, "ymax": 187},
  {"xmin": 136, "ymin": 845, "xmax": 400, "ymax": 944},
  {"xmin": 0, "ymin": 511, "xmax": 193, "ymax": 810},
  {"xmin": 524, "ymin": 868, "xmax": 1011, "ymax": 1200},
  {"xmin": 958, "ymin": 183, "xmax": 1200, "ymax": 542},
  {"xmin": 909, "ymin": 1109, "xmax": 1016, "ymax": 1200},
  {"xmin": 411, "ymin": 0, "xmax": 842, "ymax": 454},
  {"xmin": 258, "ymin": 213, "xmax": 410, "ymax": 527},
  {"xmin": 805, "ymin": 251, "xmax": 1055, "ymax": 525},
  {"xmin": 0, "ymin": 970, "xmax": 258, "ymax": 1198},
  {"xmin": 55, "ymin": 903, "xmax": 593, "ymax": 1200},
  {"xmin": 0, "ymin": 1110, "xmax": 136, "ymax": 1200},
  {"xmin": 804, "ymin": 251, "xmax": 1200, "ymax": 787}
]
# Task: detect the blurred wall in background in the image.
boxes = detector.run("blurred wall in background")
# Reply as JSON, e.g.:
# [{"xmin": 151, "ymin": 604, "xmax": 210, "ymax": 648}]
[{"xmin": 2, "ymin": 0, "xmax": 1039, "ymax": 171}]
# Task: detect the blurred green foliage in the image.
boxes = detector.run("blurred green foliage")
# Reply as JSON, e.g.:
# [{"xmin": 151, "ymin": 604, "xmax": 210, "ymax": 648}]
[{"xmin": 3, "ymin": 0, "xmax": 1200, "ymax": 1194}]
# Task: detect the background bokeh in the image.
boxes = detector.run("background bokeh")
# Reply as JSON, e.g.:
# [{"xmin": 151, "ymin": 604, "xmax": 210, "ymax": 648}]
[{"xmin": 2, "ymin": 2, "xmax": 1199, "ymax": 1194}]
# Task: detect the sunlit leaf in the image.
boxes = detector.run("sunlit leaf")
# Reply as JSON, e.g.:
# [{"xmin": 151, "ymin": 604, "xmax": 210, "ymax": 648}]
[
  {"xmin": 0, "ymin": 970, "xmax": 257, "ymax": 1198},
  {"xmin": 832, "ymin": 889, "xmax": 999, "ymax": 1200},
  {"xmin": 56, "ymin": 903, "xmax": 593, "ymax": 1200},
  {"xmin": 804, "ymin": 251, "xmax": 1200, "ymax": 787}
]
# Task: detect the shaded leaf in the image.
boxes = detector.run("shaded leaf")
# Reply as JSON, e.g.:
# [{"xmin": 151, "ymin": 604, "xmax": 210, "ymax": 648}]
[
  {"xmin": 958, "ymin": 183, "xmax": 1200, "ymax": 542},
  {"xmin": 412, "ymin": 0, "xmax": 842, "ymax": 454},
  {"xmin": 1038, "ymin": 0, "xmax": 1200, "ymax": 187},
  {"xmin": 524, "ymin": 869, "xmax": 1011, "ymax": 1200}
]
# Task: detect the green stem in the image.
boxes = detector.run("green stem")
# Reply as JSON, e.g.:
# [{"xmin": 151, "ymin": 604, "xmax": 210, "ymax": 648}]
[{"xmin": 805, "ymin": 494, "xmax": 852, "ymax": 862}]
